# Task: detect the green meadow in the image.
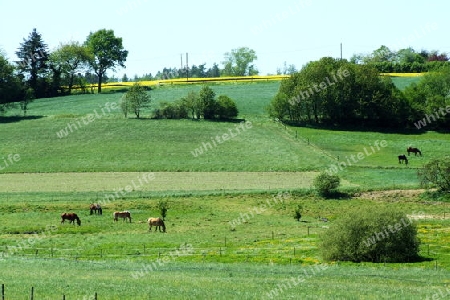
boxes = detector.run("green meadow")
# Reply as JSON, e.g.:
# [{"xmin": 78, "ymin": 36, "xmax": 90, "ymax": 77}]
[{"xmin": 1, "ymin": 79, "xmax": 450, "ymax": 299}]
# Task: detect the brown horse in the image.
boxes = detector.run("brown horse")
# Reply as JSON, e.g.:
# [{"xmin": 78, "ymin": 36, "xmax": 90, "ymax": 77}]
[
  {"xmin": 407, "ymin": 147, "xmax": 422, "ymax": 156},
  {"xmin": 148, "ymin": 217, "xmax": 166, "ymax": 232},
  {"xmin": 89, "ymin": 203, "xmax": 102, "ymax": 215},
  {"xmin": 61, "ymin": 213, "xmax": 81, "ymax": 226},
  {"xmin": 398, "ymin": 155, "xmax": 408, "ymax": 165},
  {"xmin": 113, "ymin": 211, "xmax": 132, "ymax": 222}
]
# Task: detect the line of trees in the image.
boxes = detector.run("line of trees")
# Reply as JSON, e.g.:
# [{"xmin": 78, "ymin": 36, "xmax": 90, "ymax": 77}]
[
  {"xmin": 1, "ymin": 35, "xmax": 260, "ymax": 115},
  {"xmin": 126, "ymin": 47, "xmax": 259, "ymax": 82},
  {"xmin": 0, "ymin": 28, "xmax": 128, "ymax": 115},
  {"xmin": 351, "ymin": 45, "xmax": 449, "ymax": 73},
  {"xmin": 268, "ymin": 57, "xmax": 450, "ymax": 129}
]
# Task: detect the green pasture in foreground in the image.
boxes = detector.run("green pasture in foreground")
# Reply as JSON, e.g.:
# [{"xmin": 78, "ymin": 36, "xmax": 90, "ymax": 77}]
[
  {"xmin": 1, "ymin": 259, "xmax": 449, "ymax": 299},
  {"xmin": 0, "ymin": 192, "xmax": 449, "ymax": 299}
]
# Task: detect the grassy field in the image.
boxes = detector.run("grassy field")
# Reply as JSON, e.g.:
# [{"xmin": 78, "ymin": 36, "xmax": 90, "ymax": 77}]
[
  {"xmin": 1, "ymin": 259, "xmax": 450, "ymax": 299},
  {"xmin": 2, "ymin": 81, "xmax": 449, "ymax": 190},
  {"xmin": 0, "ymin": 192, "xmax": 449, "ymax": 299},
  {"xmin": 1, "ymin": 79, "xmax": 450, "ymax": 299}
]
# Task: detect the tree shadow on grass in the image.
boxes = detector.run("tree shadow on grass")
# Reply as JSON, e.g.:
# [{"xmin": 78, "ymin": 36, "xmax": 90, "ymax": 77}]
[
  {"xmin": 0, "ymin": 115, "xmax": 44, "ymax": 124},
  {"xmin": 283, "ymin": 121, "xmax": 432, "ymax": 135},
  {"xmin": 319, "ymin": 191, "xmax": 352, "ymax": 200}
]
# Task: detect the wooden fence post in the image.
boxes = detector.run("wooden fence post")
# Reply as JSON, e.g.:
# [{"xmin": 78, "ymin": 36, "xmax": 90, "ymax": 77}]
[
  {"xmin": 30, "ymin": 286, "xmax": 34, "ymax": 300},
  {"xmin": 95, "ymin": 292, "xmax": 98, "ymax": 300},
  {"xmin": 2, "ymin": 283, "xmax": 4, "ymax": 300}
]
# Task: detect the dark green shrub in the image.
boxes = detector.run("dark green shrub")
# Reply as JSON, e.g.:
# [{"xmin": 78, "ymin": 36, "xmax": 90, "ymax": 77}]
[
  {"xmin": 313, "ymin": 172, "xmax": 340, "ymax": 197},
  {"xmin": 321, "ymin": 206, "xmax": 420, "ymax": 263},
  {"xmin": 418, "ymin": 156, "xmax": 450, "ymax": 192},
  {"xmin": 156, "ymin": 100, "xmax": 189, "ymax": 119},
  {"xmin": 293, "ymin": 204, "xmax": 302, "ymax": 222},
  {"xmin": 216, "ymin": 95, "xmax": 238, "ymax": 119}
]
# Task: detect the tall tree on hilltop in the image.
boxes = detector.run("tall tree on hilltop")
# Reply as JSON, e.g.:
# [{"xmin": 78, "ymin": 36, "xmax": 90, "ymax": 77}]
[
  {"xmin": 15, "ymin": 28, "xmax": 50, "ymax": 98},
  {"xmin": 84, "ymin": 29, "xmax": 128, "ymax": 93},
  {"xmin": 222, "ymin": 47, "xmax": 258, "ymax": 76}
]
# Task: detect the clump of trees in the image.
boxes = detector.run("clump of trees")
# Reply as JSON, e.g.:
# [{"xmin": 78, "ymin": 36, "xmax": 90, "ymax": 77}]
[
  {"xmin": 268, "ymin": 57, "xmax": 411, "ymax": 127},
  {"xmin": 321, "ymin": 206, "xmax": 420, "ymax": 263},
  {"xmin": 0, "ymin": 28, "xmax": 128, "ymax": 115},
  {"xmin": 154, "ymin": 86, "xmax": 238, "ymax": 120},
  {"xmin": 268, "ymin": 55, "xmax": 450, "ymax": 129}
]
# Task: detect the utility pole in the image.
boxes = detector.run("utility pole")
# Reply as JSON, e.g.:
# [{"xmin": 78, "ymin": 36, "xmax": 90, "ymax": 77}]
[
  {"xmin": 186, "ymin": 52, "xmax": 189, "ymax": 81},
  {"xmin": 340, "ymin": 43, "xmax": 343, "ymax": 60}
]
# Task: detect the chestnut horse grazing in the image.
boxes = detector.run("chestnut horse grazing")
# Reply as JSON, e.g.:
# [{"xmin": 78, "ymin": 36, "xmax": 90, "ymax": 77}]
[
  {"xmin": 407, "ymin": 147, "xmax": 422, "ymax": 156},
  {"xmin": 89, "ymin": 203, "xmax": 102, "ymax": 215},
  {"xmin": 61, "ymin": 213, "xmax": 81, "ymax": 226},
  {"xmin": 113, "ymin": 211, "xmax": 132, "ymax": 222},
  {"xmin": 148, "ymin": 217, "xmax": 166, "ymax": 232},
  {"xmin": 398, "ymin": 155, "xmax": 408, "ymax": 165}
]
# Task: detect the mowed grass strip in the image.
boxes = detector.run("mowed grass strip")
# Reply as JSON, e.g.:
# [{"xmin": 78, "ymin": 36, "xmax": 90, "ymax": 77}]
[{"xmin": 0, "ymin": 171, "xmax": 330, "ymax": 193}]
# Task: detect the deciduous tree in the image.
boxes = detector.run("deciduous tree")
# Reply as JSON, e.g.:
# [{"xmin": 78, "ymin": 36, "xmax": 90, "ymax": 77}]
[
  {"xmin": 0, "ymin": 51, "xmax": 23, "ymax": 112},
  {"xmin": 85, "ymin": 29, "xmax": 128, "ymax": 93},
  {"xmin": 222, "ymin": 47, "xmax": 258, "ymax": 76},
  {"xmin": 121, "ymin": 83, "xmax": 150, "ymax": 118},
  {"xmin": 49, "ymin": 42, "xmax": 91, "ymax": 94}
]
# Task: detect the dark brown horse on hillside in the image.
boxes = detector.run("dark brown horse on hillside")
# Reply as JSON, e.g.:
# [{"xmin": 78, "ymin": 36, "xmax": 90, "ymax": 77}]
[
  {"xmin": 148, "ymin": 217, "xmax": 166, "ymax": 232},
  {"xmin": 113, "ymin": 211, "xmax": 132, "ymax": 222},
  {"xmin": 398, "ymin": 155, "xmax": 408, "ymax": 165},
  {"xmin": 61, "ymin": 213, "xmax": 81, "ymax": 226},
  {"xmin": 89, "ymin": 203, "xmax": 102, "ymax": 215},
  {"xmin": 407, "ymin": 147, "xmax": 422, "ymax": 156}
]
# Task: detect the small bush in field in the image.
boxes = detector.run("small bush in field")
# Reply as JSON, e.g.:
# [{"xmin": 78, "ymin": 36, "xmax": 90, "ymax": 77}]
[{"xmin": 313, "ymin": 172, "xmax": 340, "ymax": 197}]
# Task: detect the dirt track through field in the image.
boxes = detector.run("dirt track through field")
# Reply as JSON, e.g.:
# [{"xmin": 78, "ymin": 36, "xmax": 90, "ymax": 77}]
[{"xmin": 0, "ymin": 172, "xmax": 331, "ymax": 193}]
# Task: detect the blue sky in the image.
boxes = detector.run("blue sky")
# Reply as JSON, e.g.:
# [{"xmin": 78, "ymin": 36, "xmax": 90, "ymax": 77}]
[{"xmin": 1, "ymin": 0, "xmax": 449, "ymax": 78}]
